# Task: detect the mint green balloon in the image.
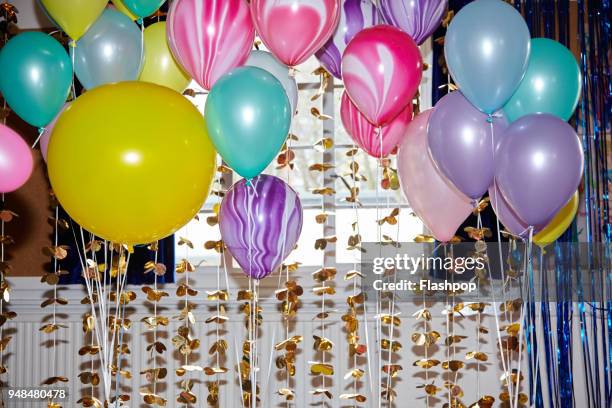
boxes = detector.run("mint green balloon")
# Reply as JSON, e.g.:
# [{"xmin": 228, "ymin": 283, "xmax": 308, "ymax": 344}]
[
  {"xmin": 503, "ymin": 38, "xmax": 581, "ymax": 123},
  {"xmin": 122, "ymin": 0, "xmax": 165, "ymax": 19},
  {"xmin": 0, "ymin": 32, "xmax": 72, "ymax": 128},
  {"xmin": 205, "ymin": 66, "xmax": 291, "ymax": 180}
]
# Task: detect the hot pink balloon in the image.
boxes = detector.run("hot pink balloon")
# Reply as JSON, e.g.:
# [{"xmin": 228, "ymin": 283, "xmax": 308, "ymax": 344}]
[
  {"xmin": 0, "ymin": 124, "xmax": 34, "ymax": 193},
  {"xmin": 397, "ymin": 110, "xmax": 472, "ymax": 242},
  {"xmin": 167, "ymin": 0, "xmax": 255, "ymax": 91},
  {"xmin": 342, "ymin": 24, "xmax": 422, "ymax": 126},
  {"xmin": 40, "ymin": 102, "xmax": 70, "ymax": 163},
  {"xmin": 340, "ymin": 91, "xmax": 412, "ymax": 158},
  {"xmin": 250, "ymin": 0, "xmax": 341, "ymax": 67}
]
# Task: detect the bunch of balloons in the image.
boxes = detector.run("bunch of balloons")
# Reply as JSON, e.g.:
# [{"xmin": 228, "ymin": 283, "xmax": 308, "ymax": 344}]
[{"xmin": 398, "ymin": 0, "xmax": 583, "ymax": 246}]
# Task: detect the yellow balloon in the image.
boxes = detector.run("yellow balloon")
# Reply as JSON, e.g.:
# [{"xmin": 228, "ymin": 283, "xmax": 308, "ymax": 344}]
[
  {"xmin": 48, "ymin": 82, "xmax": 216, "ymax": 245},
  {"xmin": 534, "ymin": 191, "xmax": 579, "ymax": 247},
  {"xmin": 139, "ymin": 22, "xmax": 192, "ymax": 93},
  {"xmin": 40, "ymin": 0, "xmax": 108, "ymax": 41},
  {"xmin": 111, "ymin": 0, "xmax": 138, "ymax": 21}
]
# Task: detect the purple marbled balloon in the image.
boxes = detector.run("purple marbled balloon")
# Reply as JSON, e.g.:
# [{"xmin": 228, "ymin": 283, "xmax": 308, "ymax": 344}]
[
  {"xmin": 315, "ymin": 0, "xmax": 377, "ymax": 79},
  {"xmin": 379, "ymin": 0, "xmax": 447, "ymax": 45},
  {"xmin": 219, "ymin": 175, "xmax": 303, "ymax": 280}
]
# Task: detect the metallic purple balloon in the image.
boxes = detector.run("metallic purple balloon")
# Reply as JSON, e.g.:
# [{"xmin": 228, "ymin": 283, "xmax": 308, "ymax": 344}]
[
  {"xmin": 495, "ymin": 113, "xmax": 584, "ymax": 227},
  {"xmin": 379, "ymin": 0, "xmax": 447, "ymax": 45},
  {"xmin": 219, "ymin": 175, "xmax": 303, "ymax": 280},
  {"xmin": 315, "ymin": 0, "xmax": 377, "ymax": 79},
  {"xmin": 428, "ymin": 91, "xmax": 508, "ymax": 200}
]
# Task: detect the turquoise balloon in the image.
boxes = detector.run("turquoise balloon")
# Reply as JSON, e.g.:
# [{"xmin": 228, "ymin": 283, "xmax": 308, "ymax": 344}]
[
  {"xmin": 503, "ymin": 38, "xmax": 581, "ymax": 123},
  {"xmin": 0, "ymin": 32, "xmax": 72, "ymax": 128},
  {"xmin": 122, "ymin": 0, "xmax": 165, "ymax": 18},
  {"xmin": 205, "ymin": 67, "xmax": 291, "ymax": 180}
]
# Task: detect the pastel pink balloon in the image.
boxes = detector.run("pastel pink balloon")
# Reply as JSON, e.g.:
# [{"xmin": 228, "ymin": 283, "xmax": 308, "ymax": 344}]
[
  {"xmin": 167, "ymin": 0, "xmax": 255, "ymax": 91},
  {"xmin": 340, "ymin": 91, "xmax": 412, "ymax": 158},
  {"xmin": 40, "ymin": 102, "xmax": 70, "ymax": 163},
  {"xmin": 251, "ymin": 0, "xmax": 341, "ymax": 67},
  {"xmin": 0, "ymin": 124, "xmax": 34, "ymax": 193},
  {"xmin": 397, "ymin": 110, "xmax": 472, "ymax": 242},
  {"xmin": 342, "ymin": 24, "xmax": 423, "ymax": 126}
]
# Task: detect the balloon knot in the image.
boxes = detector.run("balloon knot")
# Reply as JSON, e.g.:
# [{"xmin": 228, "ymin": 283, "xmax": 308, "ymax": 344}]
[
  {"xmin": 137, "ymin": 18, "xmax": 144, "ymax": 25},
  {"xmin": 486, "ymin": 114, "xmax": 493, "ymax": 123},
  {"xmin": 69, "ymin": 40, "xmax": 76, "ymax": 48},
  {"xmin": 38, "ymin": 127, "xmax": 45, "ymax": 134}
]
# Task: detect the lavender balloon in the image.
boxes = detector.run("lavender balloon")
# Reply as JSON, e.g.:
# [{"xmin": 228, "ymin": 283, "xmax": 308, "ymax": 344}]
[
  {"xmin": 219, "ymin": 175, "xmax": 303, "ymax": 280},
  {"xmin": 489, "ymin": 185, "xmax": 539, "ymax": 238},
  {"xmin": 379, "ymin": 0, "xmax": 447, "ymax": 45},
  {"xmin": 315, "ymin": 0, "xmax": 377, "ymax": 79},
  {"xmin": 495, "ymin": 114, "xmax": 583, "ymax": 227},
  {"xmin": 428, "ymin": 91, "xmax": 508, "ymax": 200}
]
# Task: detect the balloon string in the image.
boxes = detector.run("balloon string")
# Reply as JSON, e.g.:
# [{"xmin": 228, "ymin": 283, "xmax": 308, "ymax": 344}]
[
  {"xmin": 375, "ymin": 125, "xmax": 383, "ymax": 408},
  {"xmin": 31, "ymin": 127, "xmax": 44, "ymax": 148}
]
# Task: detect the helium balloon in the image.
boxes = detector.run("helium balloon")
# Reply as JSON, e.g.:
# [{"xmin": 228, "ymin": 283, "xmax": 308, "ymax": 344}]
[
  {"xmin": 40, "ymin": 103, "xmax": 70, "ymax": 162},
  {"xmin": 315, "ymin": 0, "xmax": 377, "ymax": 79},
  {"xmin": 503, "ymin": 38, "xmax": 581, "ymax": 123},
  {"xmin": 205, "ymin": 67, "xmax": 291, "ymax": 180},
  {"xmin": 120, "ymin": 0, "xmax": 165, "ymax": 19},
  {"xmin": 444, "ymin": 0, "xmax": 530, "ymax": 114},
  {"xmin": 534, "ymin": 191, "xmax": 579, "ymax": 247},
  {"xmin": 397, "ymin": 110, "xmax": 473, "ymax": 242},
  {"xmin": 489, "ymin": 185, "xmax": 532, "ymax": 238},
  {"xmin": 139, "ymin": 22, "xmax": 191, "ymax": 93},
  {"xmin": 251, "ymin": 0, "xmax": 341, "ymax": 67},
  {"xmin": 0, "ymin": 32, "xmax": 72, "ymax": 128},
  {"xmin": 111, "ymin": 0, "xmax": 138, "ymax": 20},
  {"xmin": 342, "ymin": 25, "xmax": 422, "ymax": 126},
  {"xmin": 72, "ymin": 8, "xmax": 143, "ymax": 90},
  {"xmin": 47, "ymin": 82, "xmax": 216, "ymax": 245},
  {"xmin": 246, "ymin": 50, "xmax": 298, "ymax": 115},
  {"xmin": 428, "ymin": 91, "xmax": 508, "ymax": 200},
  {"xmin": 39, "ymin": 0, "xmax": 107, "ymax": 41},
  {"xmin": 340, "ymin": 91, "xmax": 412, "ymax": 158},
  {"xmin": 379, "ymin": 0, "xmax": 447, "ymax": 45},
  {"xmin": 220, "ymin": 175, "xmax": 303, "ymax": 280},
  {"xmin": 495, "ymin": 113, "xmax": 583, "ymax": 227},
  {"xmin": 0, "ymin": 125, "xmax": 34, "ymax": 193},
  {"xmin": 167, "ymin": 0, "xmax": 255, "ymax": 91}
]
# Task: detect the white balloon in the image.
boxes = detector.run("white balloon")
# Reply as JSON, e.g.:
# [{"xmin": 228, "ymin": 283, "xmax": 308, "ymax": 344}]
[{"xmin": 245, "ymin": 50, "xmax": 298, "ymax": 115}]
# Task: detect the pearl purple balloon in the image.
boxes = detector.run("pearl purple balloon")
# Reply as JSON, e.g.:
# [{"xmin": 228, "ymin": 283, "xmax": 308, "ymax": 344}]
[
  {"xmin": 495, "ymin": 113, "xmax": 584, "ymax": 227},
  {"xmin": 379, "ymin": 0, "xmax": 447, "ymax": 45},
  {"xmin": 315, "ymin": 0, "xmax": 377, "ymax": 79},
  {"xmin": 219, "ymin": 175, "xmax": 303, "ymax": 280}
]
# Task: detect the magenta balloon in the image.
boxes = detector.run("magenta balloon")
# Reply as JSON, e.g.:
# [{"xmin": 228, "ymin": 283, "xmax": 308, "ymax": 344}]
[
  {"xmin": 219, "ymin": 175, "xmax": 303, "ymax": 280},
  {"xmin": 0, "ymin": 124, "xmax": 34, "ymax": 193},
  {"xmin": 40, "ymin": 102, "xmax": 70, "ymax": 162},
  {"xmin": 495, "ymin": 113, "xmax": 584, "ymax": 227},
  {"xmin": 397, "ymin": 110, "xmax": 473, "ymax": 242},
  {"xmin": 428, "ymin": 91, "xmax": 508, "ymax": 200}
]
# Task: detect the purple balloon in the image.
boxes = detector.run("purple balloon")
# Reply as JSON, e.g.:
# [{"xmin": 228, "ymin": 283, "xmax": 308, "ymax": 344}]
[
  {"xmin": 315, "ymin": 0, "xmax": 377, "ymax": 79},
  {"xmin": 219, "ymin": 175, "xmax": 303, "ymax": 280},
  {"xmin": 495, "ymin": 113, "xmax": 583, "ymax": 227},
  {"xmin": 489, "ymin": 185, "xmax": 542, "ymax": 238},
  {"xmin": 379, "ymin": 0, "xmax": 447, "ymax": 45},
  {"xmin": 428, "ymin": 91, "xmax": 508, "ymax": 200}
]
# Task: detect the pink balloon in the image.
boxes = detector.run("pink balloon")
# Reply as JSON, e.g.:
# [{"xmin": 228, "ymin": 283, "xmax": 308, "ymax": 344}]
[
  {"xmin": 251, "ymin": 0, "xmax": 341, "ymax": 67},
  {"xmin": 340, "ymin": 91, "xmax": 412, "ymax": 158},
  {"xmin": 40, "ymin": 102, "xmax": 70, "ymax": 163},
  {"xmin": 0, "ymin": 124, "xmax": 34, "ymax": 193},
  {"xmin": 342, "ymin": 24, "xmax": 422, "ymax": 126},
  {"xmin": 167, "ymin": 0, "xmax": 255, "ymax": 91},
  {"xmin": 397, "ymin": 110, "xmax": 472, "ymax": 242}
]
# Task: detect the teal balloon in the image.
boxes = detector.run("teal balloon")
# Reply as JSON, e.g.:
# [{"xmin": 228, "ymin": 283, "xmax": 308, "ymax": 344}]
[
  {"xmin": 503, "ymin": 38, "xmax": 581, "ymax": 123},
  {"xmin": 444, "ymin": 0, "xmax": 530, "ymax": 114},
  {"xmin": 72, "ymin": 9, "xmax": 143, "ymax": 90},
  {"xmin": 0, "ymin": 32, "xmax": 71, "ymax": 128},
  {"xmin": 122, "ymin": 0, "xmax": 165, "ymax": 18},
  {"xmin": 205, "ymin": 67, "xmax": 291, "ymax": 180}
]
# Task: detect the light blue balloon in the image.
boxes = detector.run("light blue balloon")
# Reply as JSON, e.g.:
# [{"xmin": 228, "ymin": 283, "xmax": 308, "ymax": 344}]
[
  {"xmin": 444, "ymin": 0, "xmax": 530, "ymax": 114},
  {"xmin": 122, "ymin": 0, "xmax": 165, "ymax": 19},
  {"xmin": 205, "ymin": 67, "xmax": 291, "ymax": 180},
  {"xmin": 245, "ymin": 50, "xmax": 298, "ymax": 115},
  {"xmin": 0, "ymin": 32, "xmax": 72, "ymax": 128},
  {"xmin": 72, "ymin": 8, "xmax": 143, "ymax": 90}
]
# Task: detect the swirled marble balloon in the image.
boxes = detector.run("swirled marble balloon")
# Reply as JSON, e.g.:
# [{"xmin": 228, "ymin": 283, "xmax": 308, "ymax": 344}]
[{"xmin": 379, "ymin": 0, "xmax": 447, "ymax": 45}]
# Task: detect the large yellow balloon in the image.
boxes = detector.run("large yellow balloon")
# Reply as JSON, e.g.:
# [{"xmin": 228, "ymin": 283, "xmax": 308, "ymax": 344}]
[
  {"xmin": 40, "ymin": 0, "xmax": 108, "ymax": 41},
  {"xmin": 111, "ymin": 0, "xmax": 138, "ymax": 21},
  {"xmin": 47, "ymin": 82, "xmax": 216, "ymax": 245},
  {"xmin": 139, "ymin": 22, "xmax": 192, "ymax": 93},
  {"xmin": 534, "ymin": 191, "xmax": 579, "ymax": 247}
]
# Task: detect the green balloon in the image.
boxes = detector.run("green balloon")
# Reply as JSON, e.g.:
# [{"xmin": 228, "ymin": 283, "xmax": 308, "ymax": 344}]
[
  {"xmin": 503, "ymin": 38, "xmax": 581, "ymax": 123},
  {"xmin": 0, "ymin": 32, "xmax": 72, "ymax": 128},
  {"xmin": 205, "ymin": 66, "xmax": 291, "ymax": 180}
]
